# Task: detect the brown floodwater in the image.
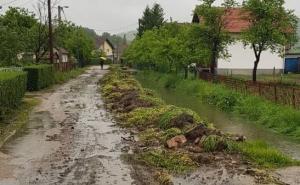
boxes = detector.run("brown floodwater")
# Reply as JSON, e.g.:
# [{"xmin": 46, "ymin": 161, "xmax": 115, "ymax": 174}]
[{"xmin": 136, "ymin": 77, "xmax": 300, "ymax": 160}]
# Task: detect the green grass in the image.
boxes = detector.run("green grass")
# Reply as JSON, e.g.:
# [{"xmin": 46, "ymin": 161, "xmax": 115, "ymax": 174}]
[
  {"xmin": 0, "ymin": 98, "xmax": 40, "ymax": 147},
  {"xmin": 138, "ymin": 149, "xmax": 196, "ymax": 173},
  {"xmin": 54, "ymin": 67, "xmax": 88, "ymax": 84},
  {"xmin": 231, "ymin": 141, "xmax": 299, "ymax": 168},
  {"xmin": 231, "ymin": 74, "xmax": 300, "ymax": 87},
  {"xmin": 135, "ymin": 71, "xmax": 300, "ymax": 140}
]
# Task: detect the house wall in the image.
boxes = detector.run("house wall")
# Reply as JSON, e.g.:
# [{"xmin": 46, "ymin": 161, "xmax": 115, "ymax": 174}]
[
  {"xmin": 217, "ymin": 41, "xmax": 284, "ymax": 75},
  {"xmin": 100, "ymin": 41, "xmax": 113, "ymax": 57}
]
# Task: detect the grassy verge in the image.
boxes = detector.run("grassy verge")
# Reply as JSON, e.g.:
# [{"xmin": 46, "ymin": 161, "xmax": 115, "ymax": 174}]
[
  {"xmin": 54, "ymin": 67, "xmax": 88, "ymax": 84},
  {"xmin": 100, "ymin": 66, "xmax": 298, "ymax": 172},
  {"xmin": 135, "ymin": 71, "xmax": 300, "ymax": 141},
  {"xmin": 231, "ymin": 74, "xmax": 300, "ymax": 87},
  {"xmin": 0, "ymin": 97, "xmax": 40, "ymax": 147}
]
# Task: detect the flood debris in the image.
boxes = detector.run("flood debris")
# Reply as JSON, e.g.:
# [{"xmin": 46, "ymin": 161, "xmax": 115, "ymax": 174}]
[
  {"xmin": 100, "ymin": 66, "xmax": 298, "ymax": 185},
  {"xmin": 166, "ymin": 135, "xmax": 187, "ymax": 149}
]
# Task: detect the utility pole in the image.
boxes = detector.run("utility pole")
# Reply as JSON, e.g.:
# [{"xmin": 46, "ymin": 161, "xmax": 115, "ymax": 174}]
[
  {"xmin": 48, "ymin": 0, "xmax": 54, "ymax": 63},
  {"xmin": 58, "ymin": 6, "xmax": 62, "ymax": 23}
]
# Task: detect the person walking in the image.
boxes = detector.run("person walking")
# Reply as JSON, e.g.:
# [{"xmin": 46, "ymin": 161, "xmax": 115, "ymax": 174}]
[{"xmin": 100, "ymin": 59, "xmax": 104, "ymax": 70}]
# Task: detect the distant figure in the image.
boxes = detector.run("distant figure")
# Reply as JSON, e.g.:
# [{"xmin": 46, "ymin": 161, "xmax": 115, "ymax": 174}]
[{"xmin": 100, "ymin": 60, "xmax": 104, "ymax": 70}]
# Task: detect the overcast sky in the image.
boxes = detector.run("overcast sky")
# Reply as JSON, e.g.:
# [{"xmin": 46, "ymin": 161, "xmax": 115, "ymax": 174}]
[{"xmin": 1, "ymin": 0, "xmax": 300, "ymax": 34}]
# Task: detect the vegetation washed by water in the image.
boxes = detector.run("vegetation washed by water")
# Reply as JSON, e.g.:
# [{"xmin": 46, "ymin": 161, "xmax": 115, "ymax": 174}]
[
  {"xmin": 100, "ymin": 66, "xmax": 299, "ymax": 184},
  {"xmin": 135, "ymin": 71, "xmax": 300, "ymax": 141}
]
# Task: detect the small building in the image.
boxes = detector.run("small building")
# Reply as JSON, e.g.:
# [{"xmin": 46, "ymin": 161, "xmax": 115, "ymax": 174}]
[
  {"xmin": 284, "ymin": 19, "xmax": 300, "ymax": 73},
  {"xmin": 96, "ymin": 38, "xmax": 115, "ymax": 61},
  {"xmin": 193, "ymin": 8, "xmax": 285, "ymax": 75},
  {"xmin": 54, "ymin": 48, "xmax": 69, "ymax": 63}
]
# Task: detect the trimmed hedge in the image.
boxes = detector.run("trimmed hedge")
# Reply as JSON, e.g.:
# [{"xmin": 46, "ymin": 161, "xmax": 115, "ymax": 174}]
[
  {"xmin": 23, "ymin": 65, "xmax": 54, "ymax": 91},
  {"xmin": 0, "ymin": 71, "xmax": 27, "ymax": 117}
]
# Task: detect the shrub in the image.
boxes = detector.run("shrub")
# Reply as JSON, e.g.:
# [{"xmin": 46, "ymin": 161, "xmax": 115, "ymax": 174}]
[
  {"xmin": 23, "ymin": 65, "xmax": 54, "ymax": 91},
  {"xmin": 0, "ymin": 71, "xmax": 27, "ymax": 118}
]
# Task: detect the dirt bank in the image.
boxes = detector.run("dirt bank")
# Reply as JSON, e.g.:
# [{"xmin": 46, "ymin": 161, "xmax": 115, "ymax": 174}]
[{"xmin": 0, "ymin": 66, "xmax": 135, "ymax": 185}]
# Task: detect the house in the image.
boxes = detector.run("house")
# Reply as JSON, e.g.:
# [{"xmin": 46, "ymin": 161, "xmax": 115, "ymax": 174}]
[
  {"xmin": 193, "ymin": 8, "xmax": 284, "ymax": 75},
  {"xmin": 55, "ymin": 48, "xmax": 69, "ymax": 63},
  {"xmin": 17, "ymin": 47, "xmax": 69, "ymax": 63},
  {"xmin": 96, "ymin": 38, "xmax": 115, "ymax": 61},
  {"xmin": 284, "ymin": 19, "xmax": 300, "ymax": 73}
]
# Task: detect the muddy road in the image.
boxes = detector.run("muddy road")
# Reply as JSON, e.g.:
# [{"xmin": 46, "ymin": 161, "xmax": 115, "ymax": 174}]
[{"xmin": 0, "ymin": 66, "xmax": 134, "ymax": 185}]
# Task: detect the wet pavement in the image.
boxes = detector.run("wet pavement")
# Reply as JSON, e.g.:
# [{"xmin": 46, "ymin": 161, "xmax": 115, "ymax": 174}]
[{"xmin": 0, "ymin": 66, "xmax": 134, "ymax": 185}]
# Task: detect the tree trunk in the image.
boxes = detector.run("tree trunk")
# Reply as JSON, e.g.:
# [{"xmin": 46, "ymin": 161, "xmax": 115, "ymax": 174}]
[
  {"xmin": 252, "ymin": 60, "xmax": 259, "ymax": 82},
  {"xmin": 210, "ymin": 43, "xmax": 217, "ymax": 75},
  {"xmin": 184, "ymin": 66, "xmax": 188, "ymax": 79}
]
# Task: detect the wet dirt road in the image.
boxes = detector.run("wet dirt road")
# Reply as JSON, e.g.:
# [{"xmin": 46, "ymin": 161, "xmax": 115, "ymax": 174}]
[{"xmin": 0, "ymin": 66, "xmax": 134, "ymax": 185}]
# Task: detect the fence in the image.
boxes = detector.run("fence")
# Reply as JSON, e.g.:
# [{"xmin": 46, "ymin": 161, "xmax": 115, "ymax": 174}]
[
  {"xmin": 53, "ymin": 62, "xmax": 75, "ymax": 72},
  {"xmin": 198, "ymin": 71, "xmax": 300, "ymax": 109}
]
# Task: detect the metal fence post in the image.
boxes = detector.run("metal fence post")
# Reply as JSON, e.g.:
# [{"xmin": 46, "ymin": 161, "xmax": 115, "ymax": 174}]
[
  {"xmin": 292, "ymin": 88, "xmax": 296, "ymax": 108},
  {"xmin": 274, "ymin": 84, "xmax": 278, "ymax": 103}
]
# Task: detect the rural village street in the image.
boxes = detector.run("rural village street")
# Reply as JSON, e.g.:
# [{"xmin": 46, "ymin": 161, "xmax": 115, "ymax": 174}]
[{"xmin": 0, "ymin": 66, "xmax": 134, "ymax": 185}]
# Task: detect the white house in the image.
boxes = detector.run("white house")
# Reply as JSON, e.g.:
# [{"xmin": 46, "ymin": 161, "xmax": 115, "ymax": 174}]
[
  {"xmin": 96, "ymin": 38, "xmax": 115, "ymax": 61},
  {"xmin": 193, "ymin": 8, "xmax": 284, "ymax": 75}
]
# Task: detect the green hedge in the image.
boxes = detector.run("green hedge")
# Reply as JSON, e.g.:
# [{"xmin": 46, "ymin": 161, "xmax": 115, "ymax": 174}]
[
  {"xmin": 23, "ymin": 65, "xmax": 54, "ymax": 91},
  {"xmin": 0, "ymin": 71, "xmax": 27, "ymax": 117}
]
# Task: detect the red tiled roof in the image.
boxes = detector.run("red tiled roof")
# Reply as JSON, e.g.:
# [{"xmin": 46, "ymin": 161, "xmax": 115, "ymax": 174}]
[
  {"xmin": 193, "ymin": 8, "xmax": 251, "ymax": 33},
  {"xmin": 223, "ymin": 8, "xmax": 250, "ymax": 33}
]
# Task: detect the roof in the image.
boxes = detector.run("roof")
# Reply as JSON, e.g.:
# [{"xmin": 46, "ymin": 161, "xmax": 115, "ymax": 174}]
[
  {"xmin": 193, "ymin": 8, "xmax": 250, "ymax": 33},
  {"xmin": 96, "ymin": 37, "xmax": 115, "ymax": 50}
]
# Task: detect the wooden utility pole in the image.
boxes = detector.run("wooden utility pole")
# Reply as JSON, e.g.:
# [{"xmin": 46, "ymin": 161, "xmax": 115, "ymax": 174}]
[{"xmin": 48, "ymin": 0, "xmax": 54, "ymax": 63}]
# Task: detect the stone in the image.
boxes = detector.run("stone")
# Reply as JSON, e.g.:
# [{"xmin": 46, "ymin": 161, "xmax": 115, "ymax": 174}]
[{"xmin": 166, "ymin": 135, "xmax": 187, "ymax": 149}]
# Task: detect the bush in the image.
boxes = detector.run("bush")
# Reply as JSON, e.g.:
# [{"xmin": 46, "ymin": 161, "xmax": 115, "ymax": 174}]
[
  {"xmin": 0, "ymin": 71, "xmax": 27, "ymax": 118},
  {"xmin": 23, "ymin": 65, "xmax": 54, "ymax": 91}
]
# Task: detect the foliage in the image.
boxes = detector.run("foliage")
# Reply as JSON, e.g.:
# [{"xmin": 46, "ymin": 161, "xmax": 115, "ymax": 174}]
[
  {"xmin": 125, "ymin": 23, "xmax": 210, "ymax": 74},
  {"xmin": 138, "ymin": 149, "xmax": 196, "ymax": 173},
  {"xmin": 23, "ymin": 64, "xmax": 54, "ymax": 91},
  {"xmin": 55, "ymin": 22, "xmax": 94, "ymax": 67},
  {"xmin": 241, "ymin": 0, "xmax": 298, "ymax": 81},
  {"xmin": 201, "ymin": 135, "xmax": 231, "ymax": 152},
  {"xmin": 137, "ymin": 3, "xmax": 165, "ymax": 37},
  {"xmin": 194, "ymin": 0, "xmax": 234, "ymax": 74},
  {"xmin": 0, "ymin": 71, "xmax": 27, "ymax": 118},
  {"xmin": 0, "ymin": 7, "xmax": 37, "ymax": 66},
  {"xmin": 135, "ymin": 70, "xmax": 300, "ymax": 140}
]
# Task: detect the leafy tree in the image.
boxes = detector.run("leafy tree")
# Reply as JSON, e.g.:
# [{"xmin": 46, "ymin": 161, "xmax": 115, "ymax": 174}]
[
  {"xmin": 137, "ymin": 3, "xmax": 165, "ymax": 37},
  {"xmin": 194, "ymin": 0, "xmax": 234, "ymax": 75},
  {"xmin": 124, "ymin": 23, "xmax": 211, "ymax": 76},
  {"xmin": 56, "ymin": 22, "xmax": 95, "ymax": 67},
  {"xmin": 241, "ymin": 0, "xmax": 298, "ymax": 82},
  {"xmin": 0, "ymin": 7, "xmax": 37, "ymax": 66}
]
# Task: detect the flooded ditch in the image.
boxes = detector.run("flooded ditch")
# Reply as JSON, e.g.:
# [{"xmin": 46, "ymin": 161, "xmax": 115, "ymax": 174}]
[{"xmin": 136, "ymin": 76, "xmax": 300, "ymax": 161}]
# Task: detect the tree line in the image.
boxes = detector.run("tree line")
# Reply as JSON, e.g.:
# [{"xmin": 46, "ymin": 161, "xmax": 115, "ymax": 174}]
[
  {"xmin": 0, "ymin": 6, "xmax": 96, "ymax": 67},
  {"xmin": 124, "ymin": 0, "xmax": 298, "ymax": 81}
]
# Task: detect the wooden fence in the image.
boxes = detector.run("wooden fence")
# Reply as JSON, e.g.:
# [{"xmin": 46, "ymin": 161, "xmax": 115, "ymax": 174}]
[
  {"xmin": 198, "ymin": 71, "xmax": 300, "ymax": 109},
  {"xmin": 53, "ymin": 62, "xmax": 75, "ymax": 72}
]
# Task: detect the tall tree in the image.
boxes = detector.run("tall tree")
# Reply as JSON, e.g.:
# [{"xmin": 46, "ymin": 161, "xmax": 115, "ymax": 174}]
[
  {"xmin": 242, "ymin": 0, "xmax": 298, "ymax": 82},
  {"xmin": 0, "ymin": 7, "xmax": 37, "ymax": 66},
  {"xmin": 137, "ymin": 3, "xmax": 165, "ymax": 37},
  {"xmin": 194, "ymin": 0, "xmax": 234, "ymax": 75}
]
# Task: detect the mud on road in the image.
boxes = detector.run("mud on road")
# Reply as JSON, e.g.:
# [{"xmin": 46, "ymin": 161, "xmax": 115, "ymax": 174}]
[{"xmin": 0, "ymin": 66, "xmax": 135, "ymax": 185}]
